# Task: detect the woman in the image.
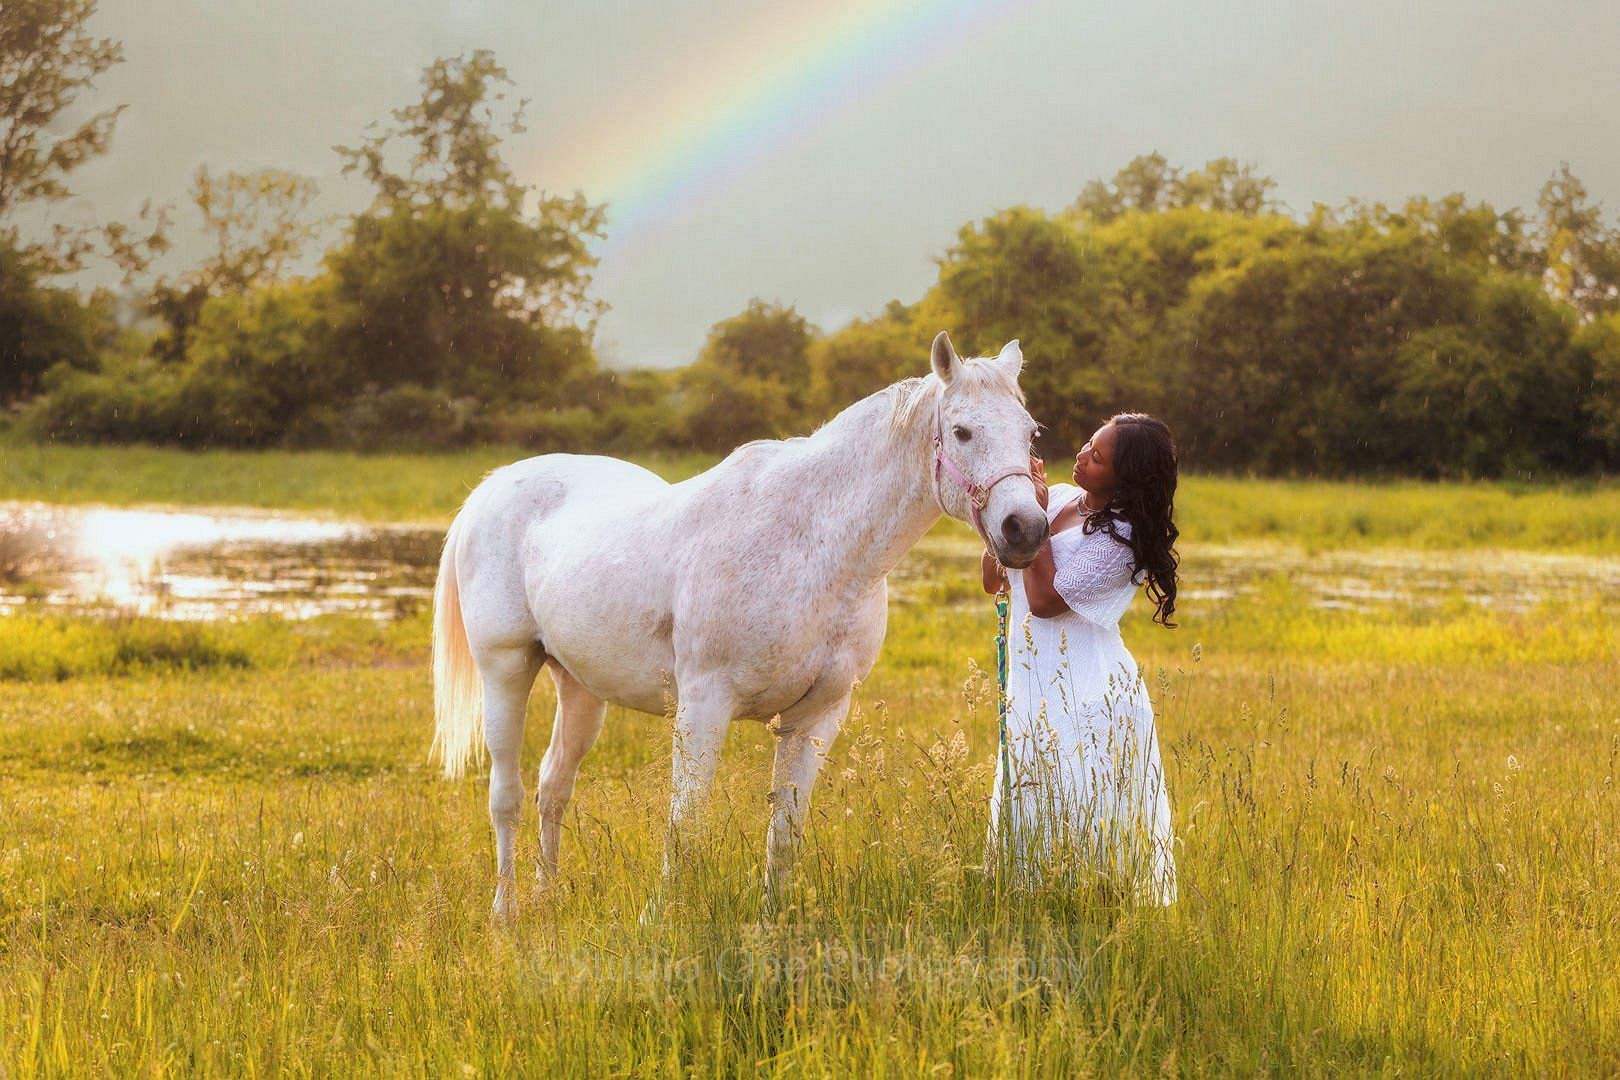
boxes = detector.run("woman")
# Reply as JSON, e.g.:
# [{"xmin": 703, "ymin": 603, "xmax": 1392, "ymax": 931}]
[{"xmin": 980, "ymin": 413, "xmax": 1180, "ymax": 904}]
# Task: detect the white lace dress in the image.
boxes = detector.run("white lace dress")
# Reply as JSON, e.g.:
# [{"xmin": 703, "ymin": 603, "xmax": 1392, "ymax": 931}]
[{"xmin": 987, "ymin": 484, "xmax": 1177, "ymax": 904}]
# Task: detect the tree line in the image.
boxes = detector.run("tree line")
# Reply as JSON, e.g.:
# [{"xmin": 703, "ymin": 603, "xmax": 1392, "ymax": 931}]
[{"xmin": 3, "ymin": 0, "xmax": 1618, "ymax": 476}]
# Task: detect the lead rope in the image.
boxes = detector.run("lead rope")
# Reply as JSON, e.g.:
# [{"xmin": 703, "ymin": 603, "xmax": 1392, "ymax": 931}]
[{"xmin": 994, "ymin": 583, "xmax": 1013, "ymax": 881}]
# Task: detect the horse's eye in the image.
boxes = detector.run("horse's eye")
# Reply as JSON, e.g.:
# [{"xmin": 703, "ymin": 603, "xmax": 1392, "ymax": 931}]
[{"xmin": 953, "ymin": 426, "xmax": 971, "ymax": 442}]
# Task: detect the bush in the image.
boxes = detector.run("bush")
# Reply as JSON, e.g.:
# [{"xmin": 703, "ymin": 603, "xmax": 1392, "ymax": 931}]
[
  {"xmin": 22, "ymin": 281, "xmax": 344, "ymax": 448},
  {"xmin": 1579, "ymin": 313, "xmax": 1620, "ymax": 469},
  {"xmin": 324, "ymin": 383, "xmax": 490, "ymax": 450},
  {"xmin": 0, "ymin": 239, "xmax": 104, "ymax": 406},
  {"xmin": 675, "ymin": 361, "xmax": 798, "ymax": 452}
]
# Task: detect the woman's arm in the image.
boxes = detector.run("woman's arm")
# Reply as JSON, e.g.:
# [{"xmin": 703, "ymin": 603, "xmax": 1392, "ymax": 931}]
[
  {"xmin": 1048, "ymin": 526, "xmax": 1138, "ymax": 624},
  {"xmin": 1014, "ymin": 455, "xmax": 1066, "ymax": 614},
  {"xmin": 980, "ymin": 550, "xmax": 1007, "ymax": 594},
  {"xmin": 1020, "ymin": 540, "xmax": 1071, "ymax": 618}
]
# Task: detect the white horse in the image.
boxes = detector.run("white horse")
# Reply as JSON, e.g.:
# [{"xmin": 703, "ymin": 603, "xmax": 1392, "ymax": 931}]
[{"xmin": 432, "ymin": 331, "xmax": 1049, "ymax": 913}]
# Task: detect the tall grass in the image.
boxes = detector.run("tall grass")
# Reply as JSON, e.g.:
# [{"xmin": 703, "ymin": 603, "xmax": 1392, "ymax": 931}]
[{"xmin": 2, "ymin": 567, "xmax": 1616, "ymax": 1073}]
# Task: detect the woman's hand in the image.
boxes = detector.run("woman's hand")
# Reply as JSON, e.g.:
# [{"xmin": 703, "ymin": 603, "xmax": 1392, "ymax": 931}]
[
  {"xmin": 1021, "ymin": 455, "xmax": 1070, "ymax": 618},
  {"xmin": 1030, "ymin": 455, "xmax": 1049, "ymax": 509},
  {"xmin": 980, "ymin": 548, "xmax": 1008, "ymax": 595}
]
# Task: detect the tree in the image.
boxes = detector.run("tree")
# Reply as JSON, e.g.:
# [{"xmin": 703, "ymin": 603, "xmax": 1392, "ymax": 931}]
[
  {"xmin": 1578, "ymin": 313, "xmax": 1620, "ymax": 468},
  {"xmin": 674, "ymin": 299, "xmax": 815, "ymax": 447},
  {"xmin": 1163, "ymin": 222, "xmax": 1585, "ymax": 476},
  {"xmin": 810, "ymin": 301, "xmax": 929, "ymax": 412},
  {"xmin": 1336, "ymin": 194, "xmax": 1541, "ymax": 275},
  {"xmin": 326, "ymin": 51, "xmax": 606, "ymax": 399},
  {"xmin": 339, "ymin": 51, "xmax": 524, "ymax": 211},
  {"xmin": 0, "ymin": 232, "xmax": 98, "ymax": 402},
  {"xmin": 676, "ymin": 362, "xmax": 797, "ymax": 451},
  {"xmin": 1074, "ymin": 154, "xmax": 1276, "ymax": 223},
  {"xmin": 24, "ymin": 278, "xmax": 341, "ymax": 447},
  {"xmin": 1538, "ymin": 163, "xmax": 1620, "ymax": 318},
  {"xmin": 1075, "ymin": 152, "xmax": 1176, "ymax": 223},
  {"xmin": 1175, "ymin": 157, "xmax": 1277, "ymax": 216},
  {"xmin": 0, "ymin": 0, "xmax": 162, "ymax": 405},
  {"xmin": 935, "ymin": 206, "xmax": 1120, "ymax": 450},
  {"xmin": 146, "ymin": 166, "xmax": 322, "ymax": 364},
  {"xmin": 907, "ymin": 176, "xmax": 1602, "ymax": 477},
  {"xmin": 0, "ymin": 0, "xmax": 119, "ymax": 223},
  {"xmin": 695, "ymin": 299, "xmax": 814, "ymax": 405},
  {"xmin": 0, "ymin": 0, "xmax": 164, "ymax": 273},
  {"xmin": 190, "ymin": 166, "xmax": 321, "ymax": 295},
  {"xmin": 180, "ymin": 280, "xmax": 342, "ymax": 444}
]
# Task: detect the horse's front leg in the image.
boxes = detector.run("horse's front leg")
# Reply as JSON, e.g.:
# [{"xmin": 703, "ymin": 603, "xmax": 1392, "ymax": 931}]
[
  {"xmin": 642, "ymin": 683, "xmax": 734, "ymax": 924},
  {"xmin": 763, "ymin": 696, "xmax": 848, "ymax": 914}
]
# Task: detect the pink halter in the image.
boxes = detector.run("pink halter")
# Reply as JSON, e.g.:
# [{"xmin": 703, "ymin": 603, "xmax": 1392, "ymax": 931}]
[{"xmin": 931, "ymin": 411, "xmax": 1034, "ymax": 541}]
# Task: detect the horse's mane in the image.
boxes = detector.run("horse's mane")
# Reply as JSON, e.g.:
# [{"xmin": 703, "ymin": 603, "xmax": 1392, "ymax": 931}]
[
  {"xmin": 885, "ymin": 356, "xmax": 1024, "ymax": 435},
  {"xmin": 884, "ymin": 376, "xmax": 936, "ymax": 434},
  {"xmin": 794, "ymin": 355, "xmax": 1024, "ymax": 448}
]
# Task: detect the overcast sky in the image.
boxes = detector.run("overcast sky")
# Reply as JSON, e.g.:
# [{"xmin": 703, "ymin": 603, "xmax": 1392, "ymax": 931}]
[{"xmin": 48, "ymin": 0, "xmax": 1620, "ymax": 368}]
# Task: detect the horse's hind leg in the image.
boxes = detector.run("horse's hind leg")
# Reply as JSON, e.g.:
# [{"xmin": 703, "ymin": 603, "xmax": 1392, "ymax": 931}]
[
  {"xmin": 536, "ymin": 661, "xmax": 606, "ymax": 881},
  {"xmin": 764, "ymin": 696, "xmax": 848, "ymax": 913},
  {"xmin": 477, "ymin": 641, "xmax": 545, "ymax": 916}
]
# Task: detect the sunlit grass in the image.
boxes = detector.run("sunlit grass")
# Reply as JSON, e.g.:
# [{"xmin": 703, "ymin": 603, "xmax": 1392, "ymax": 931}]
[
  {"xmin": 1183, "ymin": 473, "xmax": 1620, "ymax": 554},
  {"xmin": 3, "ymin": 456, "xmax": 1616, "ymax": 1071},
  {"xmin": 3, "ymin": 556, "xmax": 1617, "ymax": 1073},
  {"xmin": 0, "ymin": 612, "xmax": 423, "ymax": 681}
]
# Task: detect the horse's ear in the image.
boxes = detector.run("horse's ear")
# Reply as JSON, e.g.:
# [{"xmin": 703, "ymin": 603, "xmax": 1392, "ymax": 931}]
[
  {"xmin": 931, "ymin": 331, "xmax": 961, "ymax": 385},
  {"xmin": 995, "ymin": 339, "xmax": 1023, "ymax": 380}
]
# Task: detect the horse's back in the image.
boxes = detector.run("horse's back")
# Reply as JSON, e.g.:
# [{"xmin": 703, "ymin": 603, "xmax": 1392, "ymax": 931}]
[
  {"xmin": 451, "ymin": 454, "xmax": 669, "ymax": 650},
  {"xmin": 475, "ymin": 452, "xmax": 667, "ymax": 505}
]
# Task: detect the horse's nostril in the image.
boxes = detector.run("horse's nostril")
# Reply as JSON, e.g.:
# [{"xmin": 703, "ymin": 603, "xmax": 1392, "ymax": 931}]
[{"xmin": 1001, "ymin": 515, "xmax": 1024, "ymax": 545}]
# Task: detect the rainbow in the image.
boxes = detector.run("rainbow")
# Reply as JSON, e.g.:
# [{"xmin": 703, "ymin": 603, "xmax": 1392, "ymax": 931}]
[{"xmin": 539, "ymin": 0, "xmax": 1020, "ymax": 254}]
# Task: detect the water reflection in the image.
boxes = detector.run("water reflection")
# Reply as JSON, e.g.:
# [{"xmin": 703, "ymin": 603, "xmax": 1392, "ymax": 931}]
[
  {"xmin": 1, "ymin": 503, "xmax": 440, "ymax": 620},
  {"xmin": 4, "ymin": 502, "xmax": 1619, "ymax": 622}
]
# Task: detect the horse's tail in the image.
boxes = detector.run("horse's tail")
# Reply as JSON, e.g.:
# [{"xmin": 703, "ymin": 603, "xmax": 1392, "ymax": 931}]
[{"xmin": 431, "ymin": 510, "xmax": 483, "ymax": 779}]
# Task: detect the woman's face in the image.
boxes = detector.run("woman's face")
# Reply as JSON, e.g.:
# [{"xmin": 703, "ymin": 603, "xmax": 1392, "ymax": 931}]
[{"xmin": 1071, "ymin": 422, "xmax": 1119, "ymax": 498}]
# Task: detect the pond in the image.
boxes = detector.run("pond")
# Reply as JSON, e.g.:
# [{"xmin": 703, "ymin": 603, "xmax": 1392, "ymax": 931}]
[
  {"xmin": 0, "ymin": 503, "xmax": 439, "ymax": 621},
  {"xmin": 4, "ymin": 501, "xmax": 1618, "ymax": 621}
]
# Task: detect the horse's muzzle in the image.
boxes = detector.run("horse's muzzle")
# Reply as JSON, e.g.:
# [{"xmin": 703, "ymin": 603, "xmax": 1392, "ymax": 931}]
[{"xmin": 994, "ymin": 510, "xmax": 1049, "ymax": 568}]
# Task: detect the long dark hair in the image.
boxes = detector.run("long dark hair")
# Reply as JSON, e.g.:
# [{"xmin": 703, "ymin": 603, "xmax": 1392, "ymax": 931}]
[{"xmin": 1082, "ymin": 413, "xmax": 1180, "ymax": 627}]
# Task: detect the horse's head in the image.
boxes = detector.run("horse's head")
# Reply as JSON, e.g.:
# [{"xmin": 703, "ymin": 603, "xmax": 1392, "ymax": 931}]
[{"xmin": 929, "ymin": 330, "xmax": 1049, "ymax": 568}]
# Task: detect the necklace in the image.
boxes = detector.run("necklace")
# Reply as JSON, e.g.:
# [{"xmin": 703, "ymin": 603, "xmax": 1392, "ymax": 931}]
[{"xmin": 1077, "ymin": 491, "xmax": 1108, "ymax": 516}]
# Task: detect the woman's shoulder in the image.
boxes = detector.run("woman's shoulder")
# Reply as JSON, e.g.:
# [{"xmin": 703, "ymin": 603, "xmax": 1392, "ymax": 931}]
[
  {"xmin": 1046, "ymin": 483, "xmax": 1080, "ymax": 509},
  {"xmin": 1051, "ymin": 490, "xmax": 1132, "ymax": 540}
]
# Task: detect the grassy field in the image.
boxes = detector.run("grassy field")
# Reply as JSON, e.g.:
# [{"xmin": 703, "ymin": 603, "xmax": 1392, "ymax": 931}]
[
  {"xmin": 0, "ymin": 444, "xmax": 716, "ymax": 525},
  {"xmin": 4, "ymin": 441, "xmax": 1620, "ymax": 550},
  {"xmin": 2, "ymin": 450, "xmax": 1618, "ymax": 1074}
]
